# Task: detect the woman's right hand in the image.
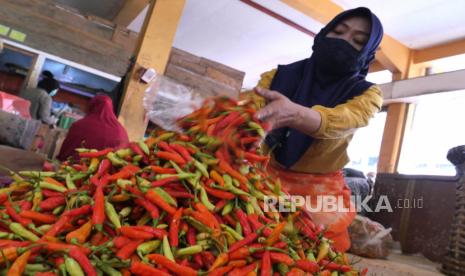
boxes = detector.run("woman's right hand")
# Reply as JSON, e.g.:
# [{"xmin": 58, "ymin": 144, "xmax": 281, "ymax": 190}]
[{"xmin": 255, "ymin": 87, "xmax": 321, "ymax": 135}]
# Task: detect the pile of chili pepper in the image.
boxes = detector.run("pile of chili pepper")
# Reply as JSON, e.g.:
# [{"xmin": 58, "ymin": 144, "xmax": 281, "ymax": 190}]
[{"xmin": 0, "ymin": 96, "xmax": 365, "ymax": 275}]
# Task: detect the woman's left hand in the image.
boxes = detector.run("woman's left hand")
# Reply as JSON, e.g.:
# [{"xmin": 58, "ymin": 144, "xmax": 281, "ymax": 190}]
[{"xmin": 255, "ymin": 87, "xmax": 322, "ymax": 135}]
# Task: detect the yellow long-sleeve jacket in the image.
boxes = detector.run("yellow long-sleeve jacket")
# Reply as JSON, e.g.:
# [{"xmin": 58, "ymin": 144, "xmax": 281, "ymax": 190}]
[{"xmin": 256, "ymin": 69, "xmax": 383, "ymax": 174}]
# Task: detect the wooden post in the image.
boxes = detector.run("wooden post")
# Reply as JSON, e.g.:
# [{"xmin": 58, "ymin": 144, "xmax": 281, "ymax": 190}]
[
  {"xmin": 377, "ymin": 103, "xmax": 409, "ymax": 173},
  {"xmin": 118, "ymin": 0, "xmax": 185, "ymax": 141}
]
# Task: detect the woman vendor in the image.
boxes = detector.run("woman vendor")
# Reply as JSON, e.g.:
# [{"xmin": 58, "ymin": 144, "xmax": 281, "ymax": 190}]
[{"xmin": 254, "ymin": 7, "xmax": 384, "ymax": 252}]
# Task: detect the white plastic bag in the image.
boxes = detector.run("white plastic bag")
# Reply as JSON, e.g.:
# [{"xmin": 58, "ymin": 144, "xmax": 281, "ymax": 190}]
[
  {"xmin": 143, "ymin": 73, "xmax": 205, "ymax": 132},
  {"xmin": 348, "ymin": 215, "xmax": 393, "ymax": 258}
]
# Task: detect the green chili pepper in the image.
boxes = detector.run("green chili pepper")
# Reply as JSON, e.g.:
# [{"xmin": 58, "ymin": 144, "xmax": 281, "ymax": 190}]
[
  {"xmin": 104, "ymin": 200, "xmax": 121, "ymax": 229},
  {"xmin": 306, "ymin": 251, "xmax": 316, "ymax": 262},
  {"xmin": 250, "ymin": 197, "xmax": 264, "ymax": 216},
  {"xmin": 153, "ymin": 187, "xmax": 177, "ymax": 207},
  {"xmin": 221, "ymin": 224, "xmax": 243, "ymax": 241},
  {"xmin": 137, "ymin": 240, "xmax": 161, "ymax": 255},
  {"xmin": 0, "ymin": 231, "xmax": 14, "ymax": 239},
  {"xmin": 331, "ymin": 272, "xmax": 338, "ymax": 276},
  {"xmin": 19, "ymin": 171, "xmax": 56, "ymax": 178},
  {"xmin": 196, "ymin": 233, "xmax": 210, "ymax": 240},
  {"xmin": 116, "ymin": 179, "xmax": 133, "ymax": 189},
  {"xmin": 39, "ymin": 181, "xmax": 67, "ymax": 193},
  {"xmin": 53, "ymin": 205, "xmax": 65, "ymax": 215},
  {"xmin": 248, "ymin": 121, "xmax": 266, "ymax": 137},
  {"xmin": 154, "ymin": 173, "xmax": 194, "ymax": 181},
  {"xmin": 133, "ymin": 155, "xmax": 143, "ymax": 163},
  {"xmin": 138, "ymin": 140, "xmax": 150, "ymax": 155},
  {"xmin": 162, "ymin": 235, "xmax": 175, "ymax": 261},
  {"xmin": 289, "ymin": 247, "xmax": 301, "ymax": 260},
  {"xmin": 239, "ymin": 165, "xmax": 250, "ymax": 175},
  {"xmin": 221, "ymin": 201, "xmax": 234, "ymax": 216},
  {"xmin": 176, "ymin": 245, "xmax": 205, "ymax": 257},
  {"xmin": 71, "ymin": 172, "xmax": 87, "ymax": 181},
  {"xmin": 193, "ymin": 160, "xmax": 209, "ymax": 178},
  {"xmin": 96, "ymin": 262, "xmax": 122, "ymax": 276},
  {"xmin": 24, "ymin": 263, "xmax": 49, "ymax": 273},
  {"xmin": 158, "ymin": 132, "xmax": 175, "ymax": 141},
  {"xmin": 235, "ymin": 221, "xmax": 243, "ymax": 236},
  {"xmin": 183, "ymin": 217, "xmax": 211, "ymax": 234},
  {"xmin": 37, "ymin": 224, "xmax": 52, "ymax": 233},
  {"xmin": 250, "ymin": 188, "xmax": 265, "ymax": 200},
  {"xmin": 106, "ymin": 152, "xmax": 128, "ymax": 166},
  {"xmin": 66, "ymin": 174, "xmax": 77, "ymax": 190},
  {"xmin": 9, "ymin": 222, "xmax": 39, "ymax": 241},
  {"xmin": 136, "ymin": 176, "xmax": 151, "ymax": 188},
  {"xmin": 277, "ymin": 263, "xmax": 290, "ymax": 275},
  {"xmin": 59, "ymin": 261, "xmax": 68, "ymax": 276},
  {"xmin": 199, "ymin": 187, "xmax": 215, "ymax": 211},
  {"xmin": 119, "ymin": 207, "xmax": 132, "ymax": 218},
  {"xmin": 116, "ymin": 148, "xmax": 133, "ymax": 159},
  {"xmin": 245, "ymin": 202, "xmax": 255, "ymax": 215}
]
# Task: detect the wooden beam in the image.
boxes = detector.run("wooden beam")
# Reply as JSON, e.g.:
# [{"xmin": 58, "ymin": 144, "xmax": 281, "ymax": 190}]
[
  {"xmin": 118, "ymin": 0, "xmax": 185, "ymax": 141},
  {"xmin": 368, "ymin": 60, "xmax": 385, "ymax": 73},
  {"xmin": 113, "ymin": 0, "xmax": 149, "ymax": 27},
  {"xmin": 280, "ymin": 0, "xmax": 413, "ymax": 78},
  {"xmin": 377, "ymin": 103, "xmax": 409, "ymax": 173},
  {"xmin": 413, "ymin": 37, "xmax": 465, "ymax": 64},
  {"xmin": 0, "ymin": 0, "xmax": 137, "ymax": 76}
]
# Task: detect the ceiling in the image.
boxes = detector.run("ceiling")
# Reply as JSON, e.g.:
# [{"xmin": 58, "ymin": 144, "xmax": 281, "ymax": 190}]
[
  {"xmin": 54, "ymin": 0, "xmax": 125, "ymax": 21},
  {"xmin": 52, "ymin": 0, "xmax": 465, "ymax": 87}
]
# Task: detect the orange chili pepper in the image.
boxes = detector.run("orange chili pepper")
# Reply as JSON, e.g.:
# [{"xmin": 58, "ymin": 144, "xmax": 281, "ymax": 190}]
[
  {"xmin": 66, "ymin": 220, "xmax": 92, "ymax": 244},
  {"xmin": 7, "ymin": 250, "xmax": 31, "ymax": 276}
]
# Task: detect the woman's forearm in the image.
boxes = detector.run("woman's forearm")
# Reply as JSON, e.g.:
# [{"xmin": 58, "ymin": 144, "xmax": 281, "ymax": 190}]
[{"xmin": 289, "ymin": 104, "xmax": 322, "ymax": 136}]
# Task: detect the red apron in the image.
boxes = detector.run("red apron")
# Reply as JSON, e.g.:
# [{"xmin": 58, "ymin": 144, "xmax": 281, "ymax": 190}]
[{"xmin": 267, "ymin": 164, "xmax": 355, "ymax": 252}]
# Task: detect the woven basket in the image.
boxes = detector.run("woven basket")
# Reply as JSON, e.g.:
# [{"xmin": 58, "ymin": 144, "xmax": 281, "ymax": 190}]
[{"xmin": 442, "ymin": 145, "xmax": 465, "ymax": 275}]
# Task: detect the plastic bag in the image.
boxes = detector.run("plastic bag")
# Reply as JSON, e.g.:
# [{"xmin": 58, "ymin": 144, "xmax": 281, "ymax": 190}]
[
  {"xmin": 0, "ymin": 91, "xmax": 31, "ymax": 119},
  {"xmin": 348, "ymin": 215, "xmax": 393, "ymax": 258},
  {"xmin": 143, "ymin": 73, "xmax": 205, "ymax": 132}
]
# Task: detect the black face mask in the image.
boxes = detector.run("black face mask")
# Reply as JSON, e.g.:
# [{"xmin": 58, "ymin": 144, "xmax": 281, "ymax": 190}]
[{"xmin": 313, "ymin": 37, "xmax": 363, "ymax": 76}]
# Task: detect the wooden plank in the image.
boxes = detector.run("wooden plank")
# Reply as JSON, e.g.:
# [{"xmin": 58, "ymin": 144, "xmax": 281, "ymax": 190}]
[
  {"xmin": 377, "ymin": 103, "xmax": 409, "ymax": 173},
  {"xmin": 118, "ymin": 0, "xmax": 186, "ymax": 141},
  {"xmin": 113, "ymin": 0, "xmax": 149, "ymax": 26},
  {"xmin": 413, "ymin": 37, "xmax": 465, "ymax": 64},
  {"xmin": 0, "ymin": 0, "xmax": 136, "ymax": 76}
]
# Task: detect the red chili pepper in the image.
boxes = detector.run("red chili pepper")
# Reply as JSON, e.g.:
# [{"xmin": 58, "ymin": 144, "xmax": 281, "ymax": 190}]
[
  {"xmin": 204, "ymin": 185, "xmax": 235, "ymax": 200},
  {"xmin": 130, "ymin": 261, "xmax": 171, "ymax": 276},
  {"xmin": 287, "ymin": 268, "xmax": 306, "ymax": 276},
  {"xmin": 214, "ymin": 111, "xmax": 241, "ymax": 133},
  {"xmin": 40, "ymin": 241, "xmax": 91, "ymax": 255},
  {"xmin": 165, "ymin": 190, "xmax": 195, "ymax": 199},
  {"xmin": 150, "ymin": 166, "xmax": 177, "ymax": 174},
  {"xmin": 214, "ymin": 199, "xmax": 228, "ymax": 211},
  {"xmin": 222, "ymin": 214, "xmax": 236, "ymax": 227},
  {"xmin": 260, "ymin": 250, "xmax": 272, "ymax": 276},
  {"xmin": 107, "ymin": 164, "xmax": 140, "ymax": 181},
  {"xmin": 208, "ymin": 265, "xmax": 234, "ymax": 276},
  {"xmin": 39, "ymin": 196, "xmax": 66, "ymax": 211},
  {"xmin": 42, "ymin": 189, "xmax": 63, "ymax": 198},
  {"xmin": 20, "ymin": 210, "xmax": 56, "ymax": 224},
  {"xmin": 35, "ymin": 272, "xmax": 58, "ymax": 276},
  {"xmin": 18, "ymin": 200, "xmax": 32, "ymax": 211},
  {"xmin": 247, "ymin": 215, "xmax": 272, "ymax": 237},
  {"xmin": 218, "ymin": 160, "xmax": 248, "ymax": 190},
  {"xmin": 157, "ymin": 141, "xmax": 177, "ymax": 153},
  {"xmin": 69, "ymin": 248, "xmax": 97, "ymax": 276},
  {"xmin": 135, "ymin": 198, "xmax": 160, "ymax": 219},
  {"xmin": 120, "ymin": 226, "xmax": 155, "ymax": 240},
  {"xmin": 229, "ymin": 232, "xmax": 259, "ymax": 253},
  {"xmin": 92, "ymin": 185, "xmax": 105, "ymax": 231},
  {"xmin": 201, "ymin": 251, "xmax": 215, "ymax": 267},
  {"xmin": 64, "ymin": 205, "xmax": 92, "ymax": 217},
  {"xmin": 269, "ymin": 252, "xmax": 294, "ymax": 266},
  {"xmin": 78, "ymin": 148, "xmax": 113, "ymax": 158},
  {"xmin": 113, "ymin": 236, "xmax": 131, "ymax": 248},
  {"xmin": 229, "ymin": 263, "xmax": 257, "ymax": 276},
  {"xmin": 169, "ymin": 208, "xmax": 183, "ymax": 247},
  {"xmin": 145, "ymin": 189, "xmax": 176, "ymax": 216},
  {"xmin": 131, "ymin": 226, "xmax": 167, "ymax": 239},
  {"xmin": 235, "ymin": 209, "xmax": 252, "ymax": 236},
  {"xmin": 295, "ymin": 259, "xmax": 320, "ymax": 273},
  {"xmin": 95, "ymin": 159, "xmax": 111, "ymax": 178},
  {"xmin": 193, "ymin": 203, "xmax": 220, "ymax": 229},
  {"xmin": 129, "ymin": 142, "xmax": 148, "ymax": 160},
  {"xmin": 147, "ymin": 254, "xmax": 197, "ymax": 276},
  {"xmin": 4, "ymin": 201, "xmax": 32, "ymax": 226},
  {"xmin": 116, "ymin": 239, "xmax": 143, "ymax": 260},
  {"xmin": 319, "ymin": 260, "xmax": 352, "ymax": 272},
  {"xmin": 169, "ymin": 143, "xmax": 193, "ymax": 162},
  {"xmin": 44, "ymin": 215, "xmax": 70, "ymax": 238},
  {"xmin": 0, "ymin": 240, "xmax": 30, "ymax": 249},
  {"xmin": 156, "ymin": 151, "xmax": 186, "ymax": 165},
  {"xmin": 151, "ymin": 176, "xmax": 179, "ymax": 187}
]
